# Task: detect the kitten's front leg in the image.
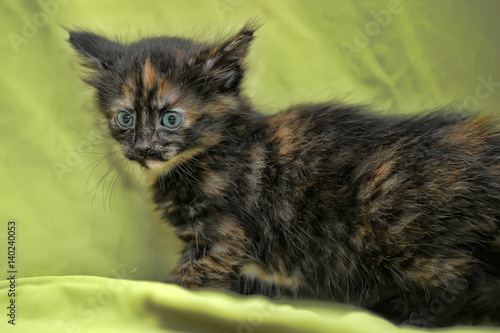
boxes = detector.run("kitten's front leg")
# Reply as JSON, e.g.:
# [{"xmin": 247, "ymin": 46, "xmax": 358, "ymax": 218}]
[{"xmin": 167, "ymin": 216, "xmax": 248, "ymax": 291}]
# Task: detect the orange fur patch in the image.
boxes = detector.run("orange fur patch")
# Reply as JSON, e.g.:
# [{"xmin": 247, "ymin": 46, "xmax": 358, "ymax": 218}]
[
  {"xmin": 157, "ymin": 77, "xmax": 170, "ymax": 100},
  {"xmin": 448, "ymin": 115, "xmax": 495, "ymax": 154},
  {"xmin": 142, "ymin": 58, "xmax": 157, "ymax": 93},
  {"xmin": 267, "ymin": 110, "xmax": 305, "ymax": 156},
  {"xmin": 241, "ymin": 262, "xmax": 303, "ymax": 288},
  {"xmin": 407, "ymin": 257, "xmax": 470, "ymax": 288},
  {"xmin": 202, "ymin": 170, "xmax": 228, "ymax": 197},
  {"xmin": 121, "ymin": 78, "xmax": 136, "ymax": 109},
  {"xmin": 185, "ymin": 112, "xmax": 201, "ymax": 122}
]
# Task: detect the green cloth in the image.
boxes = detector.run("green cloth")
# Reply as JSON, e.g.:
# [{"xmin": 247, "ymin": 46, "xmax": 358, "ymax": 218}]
[{"xmin": 1, "ymin": 0, "xmax": 499, "ymax": 332}]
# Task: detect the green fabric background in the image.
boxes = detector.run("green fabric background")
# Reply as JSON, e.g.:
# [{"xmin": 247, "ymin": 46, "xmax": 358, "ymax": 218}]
[{"xmin": 1, "ymin": 0, "xmax": 500, "ymax": 332}]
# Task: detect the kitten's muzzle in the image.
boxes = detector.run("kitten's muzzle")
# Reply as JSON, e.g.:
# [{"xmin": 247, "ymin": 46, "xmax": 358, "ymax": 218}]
[
  {"xmin": 133, "ymin": 139, "xmax": 162, "ymax": 158},
  {"xmin": 129, "ymin": 141, "xmax": 168, "ymax": 166},
  {"xmin": 134, "ymin": 138, "xmax": 153, "ymax": 155},
  {"xmin": 135, "ymin": 149, "xmax": 167, "ymax": 162}
]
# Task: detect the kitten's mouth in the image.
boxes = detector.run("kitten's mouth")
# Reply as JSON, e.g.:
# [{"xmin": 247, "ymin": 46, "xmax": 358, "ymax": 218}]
[{"xmin": 127, "ymin": 151, "xmax": 171, "ymax": 170}]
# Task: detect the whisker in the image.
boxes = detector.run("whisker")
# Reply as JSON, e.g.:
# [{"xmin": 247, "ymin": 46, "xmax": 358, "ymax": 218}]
[
  {"xmin": 88, "ymin": 153, "xmax": 123, "ymax": 208},
  {"xmin": 107, "ymin": 156, "xmax": 127, "ymax": 209},
  {"xmin": 156, "ymin": 171, "xmax": 165, "ymax": 193},
  {"xmin": 64, "ymin": 142, "xmax": 111, "ymax": 153},
  {"xmin": 99, "ymin": 154, "xmax": 125, "ymax": 208},
  {"xmin": 138, "ymin": 168, "xmax": 146, "ymax": 186},
  {"xmin": 85, "ymin": 150, "xmax": 121, "ymax": 190},
  {"xmin": 64, "ymin": 121, "xmax": 110, "ymax": 142},
  {"xmin": 105, "ymin": 157, "xmax": 121, "ymax": 208}
]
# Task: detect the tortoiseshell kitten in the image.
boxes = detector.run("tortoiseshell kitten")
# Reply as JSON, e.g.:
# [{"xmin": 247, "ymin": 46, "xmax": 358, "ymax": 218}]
[{"xmin": 68, "ymin": 25, "xmax": 500, "ymax": 327}]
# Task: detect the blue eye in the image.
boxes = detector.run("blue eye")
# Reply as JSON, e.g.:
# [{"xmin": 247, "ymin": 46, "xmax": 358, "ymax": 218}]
[
  {"xmin": 161, "ymin": 112, "xmax": 182, "ymax": 129},
  {"xmin": 116, "ymin": 111, "xmax": 134, "ymax": 129}
]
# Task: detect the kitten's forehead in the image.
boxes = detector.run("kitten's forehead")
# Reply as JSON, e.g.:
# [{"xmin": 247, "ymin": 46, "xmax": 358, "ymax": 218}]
[{"xmin": 118, "ymin": 57, "xmax": 181, "ymax": 112}]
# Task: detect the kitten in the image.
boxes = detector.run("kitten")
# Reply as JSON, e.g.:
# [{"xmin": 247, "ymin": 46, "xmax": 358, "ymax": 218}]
[{"xmin": 68, "ymin": 24, "xmax": 500, "ymax": 327}]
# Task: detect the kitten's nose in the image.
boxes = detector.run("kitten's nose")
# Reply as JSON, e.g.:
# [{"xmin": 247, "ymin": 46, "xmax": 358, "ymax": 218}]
[{"xmin": 134, "ymin": 138, "xmax": 153, "ymax": 156}]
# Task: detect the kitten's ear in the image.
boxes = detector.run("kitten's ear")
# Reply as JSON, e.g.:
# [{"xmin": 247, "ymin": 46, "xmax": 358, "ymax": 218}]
[
  {"xmin": 68, "ymin": 31, "xmax": 124, "ymax": 70},
  {"xmin": 198, "ymin": 27, "xmax": 256, "ymax": 94}
]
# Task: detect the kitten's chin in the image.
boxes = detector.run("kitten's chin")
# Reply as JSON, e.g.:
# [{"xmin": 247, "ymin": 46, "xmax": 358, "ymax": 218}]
[
  {"xmin": 143, "ymin": 146, "xmax": 207, "ymax": 184},
  {"xmin": 145, "ymin": 159, "xmax": 167, "ymax": 170},
  {"xmin": 143, "ymin": 159, "xmax": 170, "ymax": 186}
]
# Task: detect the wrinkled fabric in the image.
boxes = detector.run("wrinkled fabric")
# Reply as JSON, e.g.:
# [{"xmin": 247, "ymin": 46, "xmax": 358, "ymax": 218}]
[{"xmin": 1, "ymin": 276, "xmax": 498, "ymax": 333}]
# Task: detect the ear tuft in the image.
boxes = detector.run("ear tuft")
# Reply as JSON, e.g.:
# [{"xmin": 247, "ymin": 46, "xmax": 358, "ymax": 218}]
[
  {"xmin": 198, "ymin": 25, "xmax": 258, "ymax": 94},
  {"xmin": 68, "ymin": 31, "xmax": 125, "ymax": 70},
  {"xmin": 220, "ymin": 28, "xmax": 255, "ymax": 62}
]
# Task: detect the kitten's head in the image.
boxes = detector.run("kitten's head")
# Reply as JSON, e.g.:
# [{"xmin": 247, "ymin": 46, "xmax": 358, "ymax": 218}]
[{"xmin": 69, "ymin": 25, "xmax": 255, "ymax": 173}]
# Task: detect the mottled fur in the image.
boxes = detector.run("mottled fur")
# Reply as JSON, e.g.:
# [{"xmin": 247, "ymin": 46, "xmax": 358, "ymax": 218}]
[{"xmin": 69, "ymin": 25, "xmax": 500, "ymax": 327}]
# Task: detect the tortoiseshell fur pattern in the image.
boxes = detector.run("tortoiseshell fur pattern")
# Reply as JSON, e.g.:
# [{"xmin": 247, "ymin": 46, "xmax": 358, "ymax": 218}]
[{"xmin": 69, "ymin": 25, "xmax": 500, "ymax": 327}]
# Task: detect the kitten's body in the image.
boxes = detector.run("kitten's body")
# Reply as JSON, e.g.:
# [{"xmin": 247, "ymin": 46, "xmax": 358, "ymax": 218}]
[{"xmin": 69, "ymin": 26, "xmax": 500, "ymax": 327}]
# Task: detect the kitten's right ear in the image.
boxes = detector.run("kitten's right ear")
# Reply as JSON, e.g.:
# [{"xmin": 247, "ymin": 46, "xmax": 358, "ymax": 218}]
[{"xmin": 68, "ymin": 31, "xmax": 124, "ymax": 70}]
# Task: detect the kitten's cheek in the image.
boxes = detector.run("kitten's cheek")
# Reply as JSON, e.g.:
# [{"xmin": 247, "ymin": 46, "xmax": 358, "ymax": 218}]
[
  {"xmin": 163, "ymin": 147, "xmax": 178, "ymax": 160},
  {"xmin": 121, "ymin": 147, "xmax": 136, "ymax": 161}
]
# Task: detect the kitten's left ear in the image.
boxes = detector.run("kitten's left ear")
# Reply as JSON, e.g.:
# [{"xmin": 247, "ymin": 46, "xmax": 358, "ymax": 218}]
[
  {"xmin": 198, "ymin": 27, "xmax": 256, "ymax": 94},
  {"xmin": 68, "ymin": 31, "xmax": 125, "ymax": 71}
]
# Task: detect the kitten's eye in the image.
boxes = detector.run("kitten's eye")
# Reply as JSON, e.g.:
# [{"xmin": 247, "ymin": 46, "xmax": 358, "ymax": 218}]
[
  {"xmin": 116, "ymin": 111, "xmax": 134, "ymax": 129},
  {"xmin": 161, "ymin": 112, "xmax": 183, "ymax": 129}
]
